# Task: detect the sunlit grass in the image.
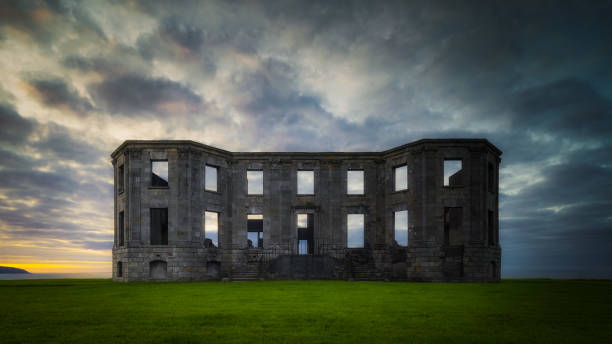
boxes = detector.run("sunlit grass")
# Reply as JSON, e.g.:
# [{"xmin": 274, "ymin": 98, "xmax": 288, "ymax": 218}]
[{"xmin": 0, "ymin": 279, "xmax": 610, "ymax": 343}]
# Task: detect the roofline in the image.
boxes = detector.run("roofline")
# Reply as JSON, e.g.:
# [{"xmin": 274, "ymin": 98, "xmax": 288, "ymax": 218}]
[{"xmin": 111, "ymin": 138, "xmax": 502, "ymax": 159}]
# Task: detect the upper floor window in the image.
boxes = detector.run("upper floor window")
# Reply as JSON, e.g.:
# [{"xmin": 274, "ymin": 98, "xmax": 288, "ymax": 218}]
[
  {"xmin": 205, "ymin": 165, "xmax": 218, "ymax": 192},
  {"xmin": 394, "ymin": 165, "xmax": 408, "ymax": 191},
  {"xmin": 394, "ymin": 210, "xmax": 408, "ymax": 246},
  {"xmin": 118, "ymin": 165, "xmax": 124, "ymax": 193},
  {"xmin": 297, "ymin": 170, "xmax": 314, "ymax": 195},
  {"xmin": 443, "ymin": 159, "xmax": 463, "ymax": 186},
  {"xmin": 347, "ymin": 170, "xmax": 364, "ymax": 195},
  {"xmin": 151, "ymin": 161, "xmax": 168, "ymax": 187},
  {"xmin": 247, "ymin": 170, "xmax": 263, "ymax": 195},
  {"xmin": 347, "ymin": 214, "xmax": 364, "ymax": 248}
]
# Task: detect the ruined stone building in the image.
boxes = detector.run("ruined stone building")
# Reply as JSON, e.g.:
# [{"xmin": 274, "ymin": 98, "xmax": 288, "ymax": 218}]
[{"xmin": 112, "ymin": 139, "xmax": 501, "ymax": 282}]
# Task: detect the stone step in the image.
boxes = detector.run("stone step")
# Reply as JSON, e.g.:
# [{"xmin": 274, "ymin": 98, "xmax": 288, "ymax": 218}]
[{"xmin": 231, "ymin": 271, "xmax": 260, "ymax": 281}]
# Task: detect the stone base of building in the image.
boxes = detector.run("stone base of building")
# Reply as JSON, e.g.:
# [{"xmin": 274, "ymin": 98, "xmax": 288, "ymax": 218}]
[{"xmin": 112, "ymin": 245, "xmax": 501, "ymax": 282}]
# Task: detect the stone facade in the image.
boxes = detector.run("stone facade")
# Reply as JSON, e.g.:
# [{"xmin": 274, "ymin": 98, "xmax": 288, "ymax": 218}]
[{"xmin": 111, "ymin": 139, "xmax": 502, "ymax": 282}]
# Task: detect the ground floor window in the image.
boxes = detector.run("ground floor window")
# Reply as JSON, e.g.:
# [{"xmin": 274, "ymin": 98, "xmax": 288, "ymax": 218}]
[
  {"xmin": 347, "ymin": 214, "xmax": 364, "ymax": 248},
  {"xmin": 204, "ymin": 211, "xmax": 219, "ymax": 247},
  {"xmin": 394, "ymin": 210, "xmax": 408, "ymax": 246},
  {"xmin": 297, "ymin": 213, "xmax": 313, "ymax": 254},
  {"xmin": 150, "ymin": 208, "xmax": 168, "ymax": 245},
  {"xmin": 247, "ymin": 214, "xmax": 263, "ymax": 248}
]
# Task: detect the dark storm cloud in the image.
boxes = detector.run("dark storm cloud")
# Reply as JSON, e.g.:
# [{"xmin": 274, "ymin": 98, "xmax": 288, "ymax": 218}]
[
  {"xmin": 0, "ymin": 104, "xmax": 35, "ymax": 144},
  {"xmin": 512, "ymin": 78, "xmax": 612, "ymax": 138},
  {"xmin": 24, "ymin": 78, "xmax": 94, "ymax": 116},
  {"xmin": 0, "ymin": 0, "xmax": 105, "ymax": 45},
  {"xmin": 135, "ymin": 16, "xmax": 217, "ymax": 75},
  {"xmin": 158, "ymin": 16, "xmax": 205, "ymax": 53},
  {"xmin": 89, "ymin": 74, "xmax": 203, "ymax": 115}
]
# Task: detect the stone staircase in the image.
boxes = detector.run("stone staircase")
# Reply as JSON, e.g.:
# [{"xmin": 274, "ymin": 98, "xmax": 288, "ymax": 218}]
[
  {"xmin": 351, "ymin": 265, "xmax": 385, "ymax": 281},
  {"xmin": 231, "ymin": 271, "xmax": 261, "ymax": 282}
]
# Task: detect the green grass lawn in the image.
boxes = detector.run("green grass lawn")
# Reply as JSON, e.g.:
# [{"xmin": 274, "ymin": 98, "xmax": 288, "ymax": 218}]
[{"xmin": 0, "ymin": 279, "xmax": 610, "ymax": 343}]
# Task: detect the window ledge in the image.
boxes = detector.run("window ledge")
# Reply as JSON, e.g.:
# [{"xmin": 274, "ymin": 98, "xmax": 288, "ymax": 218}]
[
  {"xmin": 442, "ymin": 185, "xmax": 465, "ymax": 189},
  {"xmin": 148, "ymin": 186, "xmax": 169, "ymax": 190},
  {"xmin": 205, "ymin": 190, "xmax": 221, "ymax": 195},
  {"xmin": 391, "ymin": 189, "xmax": 409, "ymax": 194}
]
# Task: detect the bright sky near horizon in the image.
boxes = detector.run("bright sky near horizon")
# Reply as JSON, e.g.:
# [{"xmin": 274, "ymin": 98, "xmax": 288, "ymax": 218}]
[{"xmin": 0, "ymin": 0, "xmax": 611, "ymax": 277}]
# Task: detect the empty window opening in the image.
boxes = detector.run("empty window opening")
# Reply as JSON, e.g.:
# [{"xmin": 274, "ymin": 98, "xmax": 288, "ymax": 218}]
[
  {"xmin": 491, "ymin": 261, "xmax": 497, "ymax": 279},
  {"xmin": 205, "ymin": 165, "xmax": 218, "ymax": 192},
  {"xmin": 247, "ymin": 170, "xmax": 263, "ymax": 195},
  {"xmin": 297, "ymin": 170, "xmax": 314, "ymax": 195},
  {"xmin": 119, "ymin": 211, "xmax": 125, "ymax": 246},
  {"xmin": 297, "ymin": 213, "xmax": 314, "ymax": 254},
  {"xmin": 117, "ymin": 261, "xmax": 123, "ymax": 277},
  {"xmin": 150, "ymin": 208, "xmax": 168, "ymax": 245},
  {"xmin": 347, "ymin": 170, "xmax": 364, "ymax": 195},
  {"xmin": 247, "ymin": 214, "xmax": 263, "ymax": 248},
  {"xmin": 444, "ymin": 160, "xmax": 463, "ymax": 186},
  {"xmin": 151, "ymin": 160, "xmax": 168, "ymax": 187},
  {"xmin": 204, "ymin": 211, "xmax": 219, "ymax": 247},
  {"xmin": 394, "ymin": 165, "xmax": 408, "ymax": 191},
  {"xmin": 488, "ymin": 210, "xmax": 495, "ymax": 246},
  {"xmin": 118, "ymin": 164, "xmax": 124, "ymax": 193},
  {"xmin": 298, "ymin": 240, "xmax": 308, "ymax": 255},
  {"xmin": 394, "ymin": 210, "xmax": 408, "ymax": 246},
  {"xmin": 150, "ymin": 260, "xmax": 167, "ymax": 279},
  {"xmin": 444, "ymin": 207, "xmax": 463, "ymax": 246},
  {"xmin": 488, "ymin": 162, "xmax": 495, "ymax": 192},
  {"xmin": 347, "ymin": 214, "xmax": 364, "ymax": 248}
]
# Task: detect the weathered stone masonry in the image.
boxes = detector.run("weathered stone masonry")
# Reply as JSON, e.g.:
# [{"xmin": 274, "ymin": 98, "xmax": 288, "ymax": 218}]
[{"xmin": 112, "ymin": 139, "xmax": 502, "ymax": 282}]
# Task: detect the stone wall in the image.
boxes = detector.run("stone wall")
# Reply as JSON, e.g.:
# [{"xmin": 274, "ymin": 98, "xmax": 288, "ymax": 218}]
[{"xmin": 111, "ymin": 139, "xmax": 502, "ymax": 282}]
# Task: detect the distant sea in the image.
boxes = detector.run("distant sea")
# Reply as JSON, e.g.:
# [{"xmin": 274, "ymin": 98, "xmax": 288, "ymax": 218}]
[{"xmin": 0, "ymin": 273, "xmax": 111, "ymax": 280}]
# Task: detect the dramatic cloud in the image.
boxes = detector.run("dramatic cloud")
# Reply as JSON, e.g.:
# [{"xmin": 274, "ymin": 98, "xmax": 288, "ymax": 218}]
[
  {"xmin": 0, "ymin": 103, "xmax": 35, "ymax": 144},
  {"xmin": 0, "ymin": 0, "xmax": 610, "ymax": 276},
  {"xmin": 89, "ymin": 74, "xmax": 204, "ymax": 116},
  {"xmin": 22, "ymin": 78, "xmax": 94, "ymax": 116}
]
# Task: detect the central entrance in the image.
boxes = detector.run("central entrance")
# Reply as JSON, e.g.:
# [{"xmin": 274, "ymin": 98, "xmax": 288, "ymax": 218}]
[{"xmin": 297, "ymin": 213, "xmax": 314, "ymax": 254}]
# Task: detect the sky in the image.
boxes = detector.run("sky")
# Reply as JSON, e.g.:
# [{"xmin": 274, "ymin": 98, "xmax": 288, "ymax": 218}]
[{"xmin": 0, "ymin": 0, "xmax": 611, "ymax": 277}]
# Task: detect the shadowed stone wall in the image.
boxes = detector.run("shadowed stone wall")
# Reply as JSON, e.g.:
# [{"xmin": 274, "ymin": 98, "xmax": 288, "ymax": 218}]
[{"xmin": 112, "ymin": 139, "xmax": 501, "ymax": 282}]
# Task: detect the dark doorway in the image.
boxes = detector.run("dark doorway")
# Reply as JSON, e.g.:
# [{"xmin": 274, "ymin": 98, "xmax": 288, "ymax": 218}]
[
  {"xmin": 150, "ymin": 260, "xmax": 167, "ymax": 279},
  {"xmin": 297, "ymin": 213, "xmax": 314, "ymax": 254},
  {"xmin": 206, "ymin": 261, "xmax": 221, "ymax": 278}
]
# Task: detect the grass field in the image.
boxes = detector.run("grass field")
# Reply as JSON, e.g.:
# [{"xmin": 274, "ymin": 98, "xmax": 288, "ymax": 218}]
[{"xmin": 0, "ymin": 279, "xmax": 610, "ymax": 343}]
